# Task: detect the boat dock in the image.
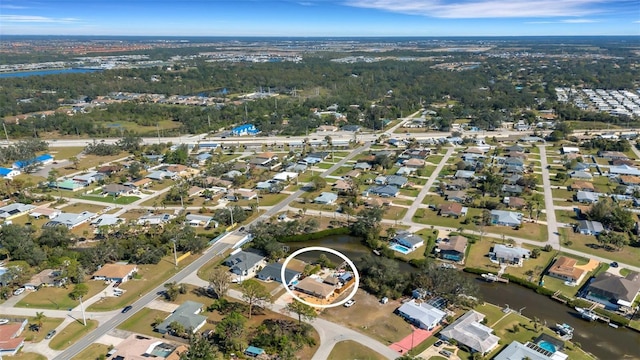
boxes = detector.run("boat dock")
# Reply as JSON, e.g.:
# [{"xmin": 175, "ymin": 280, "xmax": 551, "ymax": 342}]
[
  {"xmin": 551, "ymin": 290, "xmax": 567, "ymax": 304},
  {"xmin": 481, "ymin": 273, "xmax": 509, "ymax": 283}
]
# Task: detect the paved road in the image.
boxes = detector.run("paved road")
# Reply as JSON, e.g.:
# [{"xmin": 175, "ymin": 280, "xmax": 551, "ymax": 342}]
[
  {"xmin": 538, "ymin": 145, "xmax": 561, "ymax": 249},
  {"xmin": 53, "ymin": 141, "xmax": 372, "ymax": 359},
  {"xmin": 402, "ymin": 146, "xmax": 454, "ymax": 223}
]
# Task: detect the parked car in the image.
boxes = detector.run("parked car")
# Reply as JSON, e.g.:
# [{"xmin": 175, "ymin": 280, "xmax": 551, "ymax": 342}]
[
  {"xmin": 13, "ymin": 288, "xmax": 24, "ymax": 296},
  {"xmin": 344, "ymin": 299, "xmax": 356, "ymax": 307},
  {"xmin": 611, "ymin": 262, "xmax": 619, "ymax": 268},
  {"xmin": 434, "ymin": 340, "xmax": 443, "ymax": 347},
  {"xmin": 45, "ymin": 330, "xmax": 56, "ymax": 339},
  {"xmin": 122, "ymin": 305, "xmax": 133, "ymax": 313},
  {"xmin": 439, "ymin": 350, "xmax": 452, "ymax": 358}
]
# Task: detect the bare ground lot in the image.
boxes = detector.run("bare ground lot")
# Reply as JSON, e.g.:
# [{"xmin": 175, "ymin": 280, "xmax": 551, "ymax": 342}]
[{"xmin": 320, "ymin": 289, "xmax": 411, "ymax": 345}]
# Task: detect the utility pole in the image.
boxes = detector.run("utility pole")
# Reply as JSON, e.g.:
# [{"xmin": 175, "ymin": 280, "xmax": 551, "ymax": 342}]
[
  {"xmin": 229, "ymin": 206, "xmax": 234, "ymax": 227},
  {"xmin": 173, "ymin": 239, "xmax": 178, "ymax": 267},
  {"xmin": 2, "ymin": 122, "xmax": 9, "ymax": 144},
  {"xmin": 79, "ymin": 296, "xmax": 87, "ymax": 326}
]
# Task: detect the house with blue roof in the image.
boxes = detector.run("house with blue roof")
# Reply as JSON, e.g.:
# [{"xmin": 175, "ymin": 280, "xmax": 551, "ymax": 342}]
[
  {"xmin": 366, "ymin": 185, "xmax": 399, "ymax": 198},
  {"xmin": 490, "ymin": 210, "xmax": 523, "ymax": 227},
  {"xmin": 393, "ymin": 231, "xmax": 424, "ymax": 251},
  {"xmin": 13, "ymin": 154, "xmax": 54, "ymax": 169},
  {"xmin": 256, "ymin": 263, "xmax": 300, "ymax": 286},
  {"xmin": 0, "ymin": 167, "xmax": 20, "ymax": 179},
  {"xmin": 231, "ymin": 124, "xmax": 259, "ymax": 136},
  {"xmin": 195, "ymin": 152, "xmax": 212, "ymax": 165},
  {"xmin": 244, "ymin": 346, "xmax": 265, "ymax": 357}
]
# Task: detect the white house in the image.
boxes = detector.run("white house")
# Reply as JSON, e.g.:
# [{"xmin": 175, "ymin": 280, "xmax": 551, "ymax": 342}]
[{"xmin": 396, "ymin": 300, "xmax": 446, "ymax": 330}]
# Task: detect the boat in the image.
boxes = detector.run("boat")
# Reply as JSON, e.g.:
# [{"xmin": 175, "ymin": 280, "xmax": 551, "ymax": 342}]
[
  {"xmin": 0, "ymin": 319, "xmax": 8, "ymax": 325},
  {"xmin": 609, "ymin": 323, "xmax": 619, "ymax": 329},
  {"xmin": 555, "ymin": 323, "xmax": 574, "ymax": 336},
  {"xmin": 372, "ymin": 249, "xmax": 381, "ymax": 256},
  {"xmin": 575, "ymin": 307, "xmax": 599, "ymax": 321},
  {"xmin": 482, "ymin": 273, "xmax": 498, "ymax": 282}
]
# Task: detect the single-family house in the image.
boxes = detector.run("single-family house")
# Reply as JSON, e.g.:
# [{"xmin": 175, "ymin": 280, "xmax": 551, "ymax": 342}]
[
  {"xmin": 502, "ymin": 184, "xmax": 523, "ymax": 195},
  {"xmin": 185, "ymin": 214, "xmax": 217, "ymax": 228},
  {"xmin": 332, "ymin": 179, "xmax": 352, "ymax": 193},
  {"xmin": 561, "ymin": 146, "xmax": 580, "ymax": 154},
  {"xmin": 294, "ymin": 277, "xmax": 335, "ymax": 299},
  {"xmin": 72, "ymin": 171, "xmax": 102, "ymax": 185},
  {"xmin": 0, "ymin": 203, "xmax": 35, "ymax": 220},
  {"xmin": 272, "ymin": 172, "xmax": 298, "ymax": 182},
  {"xmin": 570, "ymin": 181, "xmax": 595, "ymax": 192},
  {"xmin": 505, "ymin": 144, "xmax": 525, "ymax": 153},
  {"xmin": 91, "ymin": 214, "xmax": 123, "ymax": 227},
  {"xmin": 43, "ymin": 211, "xmax": 95, "ymax": 229},
  {"xmin": 439, "ymin": 203, "xmax": 464, "ymax": 218},
  {"xmin": 547, "ymin": 256, "xmax": 586, "ymax": 283},
  {"xmin": 569, "ymin": 171, "xmax": 593, "ymax": 180},
  {"xmin": 92, "ymin": 263, "xmax": 138, "ymax": 283},
  {"xmin": 96, "ymin": 165, "xmax": 121, "ymax": 176},
  {"xmin": 314, "ymin": 192, "xmax": 338, "ymax": 205},
  {"xmin": 353, "ymin": 162, "xmax": 372, "ymax": 171},
  {"xmin": 490, "ymin": 244, "xmax": 530, "ymax": 266},
  {"xmin": 446, "ymin": 179, "xmax": 469, "ymax": 191},
  {"xmin": 444, "ymin": 190, "xmax": 467, "ymax": 203},
  {"xmin": 342, "ymin": 169, "xmax": 361, "ymax": 179},
  {"xmin": 250, "ymin": 152, "xmax": 280, "ymax": 169},
  {"xmin": 102, "ymin": 184, "xmax": 134, "ymax": 197},
  {"xmin": 490, "ymin": 210, "xmax": 523, "ymax": 227},
  {"xmin": 136, "ymin": 213, "xmax": 174, "ymax": 226},
  {"xmin": 504, "ymin": 196, "xmax": 526, "ymax": 209},
  {"xmin": 0, "ymin": 320, "xmax": 26, "ymax": 357},
  {"xmin": 29, "ymin": 207, "xmax": 60, "ymax": 220},
  {"xmin": 146, "ymin": 170, "xmax": 177, "ymax": 181},
  {"xmin": 396, "ymin": 166, "xmax": 418, "ymax": 176},
  {"xmin": 455, "ymin": 170, "xmax": 475, "ymax": 179},
  {"xmin": 437, "ymin": 235, "xmax": 468, "ymax": 262},
  {"xmin": 126, "ymin": 178, "xmax": 153, "ymax": 189},
  {"xmin": 576, "ymin": 191, "xmax": 599, "ymax": 203},
  {"xmin": 619, "ymin": 175, "xmax": 640, "ymax": 186},
  {"xmin": 317, "ymin": 125, "xmax": 338, "ymax": 132},
  {"xmin": 156, "ymin": 301, "xmax": 207, "ymax": 334},
  {"xmin": 187, "ymin": 186, "xmax": 204, "ymax": 197},
  {"xmin": 386, "ymin": 175, "xmax": 408, "ymax": 188},
  {"xmin": 609, "ymin": 165, "xmax": 640, "ymax": 176},
  {"xmin": 392, "ymin": 231, "xmax": 424, "ymax": 251},
  {"xmin": 23, "ymin": 269, "xmax": 64, "ymax": 290},
  {"xmin": 494, "ymin": 341, "xmax": 568, "ymax": 360},
  {"xmin": 224, "ymin": 251, "xmax": 267, "ymax": 280},
  {"xmin": 245, "ymin": 346, "xmax": 266, "ymax": 358},
  {"xmin": 599, "ymin": 151, "xmax": 628, "ymax": 160},
  {"xmin": 366, "ymin": 185, "xmax": 399, "ymax": 198},
  {"xmin": 0, "ymin": 167, "xmax": 20, "ymax": 179},
  {"xmin": 404, "ymin": 158, "xmax": 426, "ymax": 168},
  {"xmin": 286, "ymin": 163, "xmax": 308, "ymax": 173},
  {"xmin": 256, "ymin": 263, "xmax": 300, "ymax": 286},
  {"xmin": 585, "ymin": 272, "xmax": 640, "ymax": 309},
  {"xmin": 576, "ymin": 220, "xmax": 604, "ymax": 236},
  {"xmin": 106, "ymin": 334, "xmax": 184, "ymax": 360},
  {"xmin": 195, "ymin": 152, "xmax": 213, "ymax": 165},
  {"xmin": 518, "ymin": 136, "xmax": 545, "ymax": 143},
  {"xmin": 440, "ymin": 310, "xmax": 500, "ymax": 355},
  {"xmin": 396, "ymin": 299, "xmax": 447, "ymax": 330}
]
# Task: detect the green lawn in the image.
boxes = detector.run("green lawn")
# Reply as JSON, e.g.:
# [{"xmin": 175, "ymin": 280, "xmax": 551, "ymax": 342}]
[
  {"xmin": 71, "ymin": 344, "xmax": 111, "ymax": 360},
  {"xmin": 77, "ymin": 195, "xmax": 140, "ymax": 205},
  {"xmin": 16, "ymin": 282, "xmax": 106, "ymax": 310},
  {"xmin": 314, "ymin": 162, "xmax": 334, "ymax": 169},
  {"xmin": 48, "ymin": 147, "xmax": 84, "ymax": 160},
  {"xmin": 117, "ymin": 307, "xmax": 170, "ymax": 338},
  {"xmin": 328, "ymin": 341, "xmax": 386, "ymax": 360},
  {"xmin": 59, "ymin": 202, "xmax": 107, "ymax": 214},
  {"xmin": 465, "ymin": 240, "xmax": 556, "ymax": 281},
  {"xmin": 560, "ymin": 228, "xmax": 640, "ymax": 267},
  {"xmin": 88, "ymin": 255, "xmax": 196, "ymax": 311},
  {"xmin": 4, "ymin": 352, "xmax": 47, "ymax": 360},
  {"xmin": 382, "ymin": 206, "xmax": 408, "ymax": 221},
  {"xmin": 49, "ymin": 319, "xmax": 98, "ymax": 350},
  {"xmin": 23, "ymin": 317, "xmax": 65, "ymax": 342}
]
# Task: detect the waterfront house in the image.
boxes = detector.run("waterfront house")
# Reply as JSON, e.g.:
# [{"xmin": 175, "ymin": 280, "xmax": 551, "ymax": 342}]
[
  {"xmin": 575, "ymin": 220, "xmax": 604, "ymax": 236},
  {"xmin": 392, "ymin": 231, "xmax": 424, "ymax": 251},
  {"xmin": 256, "ymin": 263, "xmax": 300, "ymax": 287},
  {"xmin": 490, "ymin": 210, "xmax": 523, "ymax": 227},
  {"xmin": 494, "ymin": 341, "xmax": 568, "ymax": 360},
  {"xmin": 440, "ymin": 310, "xmax": 500, "ymax": 355},
  {"xmin": 294, "ymin": 277, "xmax": 335, "ymax": 299},
  {"xmin": 547, "ymin": 256, "xmax": 586, "ymax": 283},
  {"xmin": 156, "ymin": 301, "xmax": 207, "ymax": 334},
  {"xmin": 585, "ymin": 272, "xmax": 640, "ymax": 309},
  {"xmin": 92, "ymin": 264, "xmax": 138, "ymax": 283},
  {"xmin": 490, "ymin": 244, "xmax": 530, "ymax": 266},
  {"xmin": 396, "ymin": 299, "xmax": 446, "ymax": 330},
  {"xmin": 437, "ymin": 235, "xmax": 468, "ymax": 262}
]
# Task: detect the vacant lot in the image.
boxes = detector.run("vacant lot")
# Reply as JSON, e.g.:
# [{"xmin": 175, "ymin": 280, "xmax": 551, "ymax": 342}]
[
  {"xmin": 328, "ymin": 340, "xmax": 386, "ymax": 360},
  {"xmin": 17, "ymin": 281, "xmax": 106, "ymax": 310},
  {"xmin": 3, "ymin": 352, "xmax": 46, "ymax": 360},
  {"xmin": 560, "ymin": 228, "xmax": 640, "ymax": 267},
  {"xmin": 71, "ymin": 343, "xmax": 111, "ymax": 360},
  {"xmin": 49, "ymin": 319, "xmax": 98, "ymax": 350},
  {"xmin": 59, "ymin": 202, "xmax": 107, "ymax": 214},
  {"xmin": 321, "ymin": 289, "xmax": 411, "ymax": 345}
]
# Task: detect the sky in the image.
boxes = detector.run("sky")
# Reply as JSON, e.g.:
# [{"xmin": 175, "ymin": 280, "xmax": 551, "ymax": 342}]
[{"xmin": 1, "ymin": 0, "xmax": 639, "ymax": 37}]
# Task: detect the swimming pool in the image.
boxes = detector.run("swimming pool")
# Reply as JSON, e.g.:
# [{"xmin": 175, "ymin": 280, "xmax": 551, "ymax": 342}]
[
  {"xmin": 389, "ymin": 243, "xmax": 412, "ymax": 254},
  {"xmin": 538, "ymin": 341, "xmax": 556, "ymax": 353}
]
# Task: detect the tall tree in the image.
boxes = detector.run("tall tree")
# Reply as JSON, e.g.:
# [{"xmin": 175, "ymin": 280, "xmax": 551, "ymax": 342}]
[
  {"xmin": 34, "ymin": 312, "xmax": 46, "ymax": 332},
  {"xmin": 69, "ymin": 283, "xmax": 88, "ymax": 300},
  {"xmin": 179, "ymin": 333, "xmax": 222, "ymax": 360},
  {"xmin": 215, "ymin": 311, "xmax": 247, "ymax": 352},
  {"xmin": 285, "ymin": 299, "xmax": 317, "ymax": 326},
  {"xmin": 240, "ymin": 279, "xmax": 271, "ymax": 319},
  {"xmin": 208, "ymin": 267, "xmax": 231, "ymax": 299}
]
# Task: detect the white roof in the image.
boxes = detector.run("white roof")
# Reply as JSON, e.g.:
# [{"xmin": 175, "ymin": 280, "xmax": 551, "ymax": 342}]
[
  {"xmin": 273, "ymin": 172, "xmax": 298, "ymax": 181},
  {"xmin": 397, "ymin": 300, "xmax": 446, "ymax": 329}
]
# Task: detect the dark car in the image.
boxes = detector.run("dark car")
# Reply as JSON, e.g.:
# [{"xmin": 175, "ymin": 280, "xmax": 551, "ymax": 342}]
[
  {"xmin": 122, "ymin": 305, "xmax": 133, "ymax": 313},
  {"xmin": 45, "ymin": 330, "xmax": 56, "ymax": 339},
  {"xmin": 434, "ymin": 340, "xmax": 443, "ymax": 347},
  {"xmin": 611, "ymin": 262, "xmax": 619, "ymax": 268}
]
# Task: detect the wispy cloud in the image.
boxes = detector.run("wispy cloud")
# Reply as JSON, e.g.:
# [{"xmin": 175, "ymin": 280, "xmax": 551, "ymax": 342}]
[
  {"xmin": 344, "ymin": 0, "xmax": 611, "ymax": 18},
  {"xmin": 561, "ymin": 18, "xmax": 598, "ymax": 23},
  {"xmin": 0, "ymin": 4, "xmax": 29, "ymax": 9},
  {"xmin": 0, "ymin": 15, "xmax": 80, "ymax": 23}
]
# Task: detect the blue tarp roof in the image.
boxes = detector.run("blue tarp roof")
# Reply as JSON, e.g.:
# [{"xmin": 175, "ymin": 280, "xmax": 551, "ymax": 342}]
[
  {"xmin": 0, "ymin": 168, "xmax": 12, "ymax": 176},
  {"xmin": 245, "ymin": 346, "xmax": 265, "ymax": 356}
]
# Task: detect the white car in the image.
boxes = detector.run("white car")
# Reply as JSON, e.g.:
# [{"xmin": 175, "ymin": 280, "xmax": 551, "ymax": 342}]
[
  {"xmin": 13, "ymin": 288, "xmax": 24, "ymax": 296},
  {"xmin": 344, "ymin": 299, "xmax": 356, "ymax": 307}
]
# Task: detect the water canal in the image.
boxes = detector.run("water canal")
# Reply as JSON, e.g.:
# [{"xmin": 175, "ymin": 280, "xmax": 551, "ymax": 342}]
[{"xmin": 287, "ymin": 235, "xmax": 640, "ymax": 359}]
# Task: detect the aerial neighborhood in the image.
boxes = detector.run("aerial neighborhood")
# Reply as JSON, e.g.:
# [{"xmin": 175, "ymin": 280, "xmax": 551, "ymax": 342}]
[{"xmin": 0, "ymin": 36, "xmax": 638, "ymax": 360}]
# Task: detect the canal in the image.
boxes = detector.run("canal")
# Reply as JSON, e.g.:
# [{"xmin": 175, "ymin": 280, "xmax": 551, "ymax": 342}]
[{"xmin": 287, "ymin": 235, "xmax": 640, "ymax": 360}]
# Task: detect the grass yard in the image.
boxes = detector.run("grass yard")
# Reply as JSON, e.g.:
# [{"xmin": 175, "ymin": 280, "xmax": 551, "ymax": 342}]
[
  {"xmin": 488, "ymin": 222, "xmax": 548, "ymax": 242},
  {"xmin": 117, "ymin": 307, "xmax": 170, "ymax": 338},
  {"xmin": 314, "ymin": 162, "xmax": 334, "ymax": 169},
  {"xmin": 382, "ymin": 206, "xmax": 408, "ymax": 221},
  {"xmin": 465, "ymin": 240, "xmax": 556, "ymax": 281},
  {"xmin": 58, "ymin": 153, "xmax": 127, "ymax": 176},
  {"xmin": 555, "ymin": 210, "xmax": 579, "ymax": 225},
  {"xmin": 88, "ymin": 254, "xmax": 197, "ymax": 311},
  {"xmin": 560, "ymin": 228, "xmax": 640, "ymax": 267},
  {"xmin": 47, "ymin": 147, "xmax": 84, "ymax": 160},
  {"xmin": 16, "ymin": 281, "xmax": 106, "ymax": 310},
  {"xmin": 321, "ymin": 289, "xmax": 412, "ymax": 345},
  {"xmin": 49, "ymin": 319, "xmax": 98, "ymax": 350},
  {"xmin": 59, "ymin": 202, "xmax": 107, "ymax": 214},
  {"xmin": 23, "ymin": 317, "xmax": 64, "ymax": 342},
  {"xmin": 71, "ymin": 344, "xmax": 111, "ymax": 360},
  {"xmin": 399, "ymin": 188, "xmax": 419, "ymax": 197},
  {"xmin": 551, "ymin": 188, "xmax": 574, "ymax": 201},
  {"xmin": 77, "ymin": 194, "xmax": 140, "ymax": 205},
  {"xmin": 328, "ymin": 341, "xmax": 387, "ymax": 360},
  {"xmin": 4, "ymin": 352, "xmax": 47, "ymax": 360}
]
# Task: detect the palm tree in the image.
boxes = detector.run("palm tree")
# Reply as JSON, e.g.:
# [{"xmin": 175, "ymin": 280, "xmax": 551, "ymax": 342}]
[{"xmin": 34, "ymin": 312, "xmax": 45, "ymax": 332}]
